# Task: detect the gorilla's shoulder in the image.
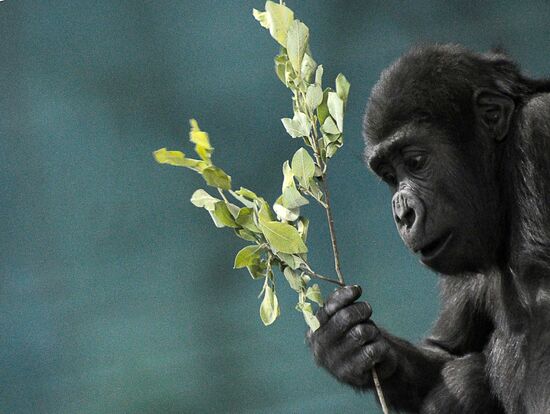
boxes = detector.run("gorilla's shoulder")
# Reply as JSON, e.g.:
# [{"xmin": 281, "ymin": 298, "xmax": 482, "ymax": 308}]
[
  {"xmin": 524, "ymin": 92, "xmax": 550, "ymax": 114},
  {"xmin": 520, "ymin": 93, "xmax": 550, "ymax": 142}
]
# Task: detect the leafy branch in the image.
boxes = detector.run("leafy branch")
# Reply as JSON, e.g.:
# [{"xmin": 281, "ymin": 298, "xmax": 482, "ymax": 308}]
[{"xmin": 153, "ymin": 2, "xmax": 389, "ymax": 413}]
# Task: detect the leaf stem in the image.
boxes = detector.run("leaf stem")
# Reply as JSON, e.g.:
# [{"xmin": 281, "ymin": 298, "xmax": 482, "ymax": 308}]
[
  {"xmin": 299, "ymin": 266, "xmax": 345, "ymax": 287},
  {"xmin": 300, "ymin": 187, "xmax": 328, "ymax": 208},
  {"xmin": 217, "ymin": 188, "xmax": 229, "ymax": 203}
]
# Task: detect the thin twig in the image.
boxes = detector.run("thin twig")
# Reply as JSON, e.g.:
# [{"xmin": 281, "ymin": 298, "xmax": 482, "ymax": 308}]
[
  {"xmin": 300, "ymin": 88, "xmax": 389, "ymax": 412},
  {"xmin": 318, "ymin": 174, "xmax": 345, "ymax": 284},
  {"xmin": 372, "ymin": 368, "xmax": 389, "ymax": 414}
]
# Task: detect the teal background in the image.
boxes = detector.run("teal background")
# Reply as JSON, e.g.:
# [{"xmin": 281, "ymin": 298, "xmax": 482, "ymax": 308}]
[{"xmin": 2, "ymin": 1, "xmax": 550, "ymax": 413}]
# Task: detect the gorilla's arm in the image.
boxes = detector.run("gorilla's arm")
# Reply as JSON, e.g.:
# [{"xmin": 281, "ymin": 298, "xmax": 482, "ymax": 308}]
[
  {"xmin": 405, "ymin": 277, "xmax": 503, "ymax": 413},
  {"xmin": 308, "ymin": 280, "xmax": 503, "ymax": 413}
]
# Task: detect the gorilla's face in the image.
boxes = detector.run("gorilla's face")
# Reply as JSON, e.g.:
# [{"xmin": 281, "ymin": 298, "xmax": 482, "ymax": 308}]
[{"xmin": 367, "ymin": 122, "xmax": 504, "ymax": 275}]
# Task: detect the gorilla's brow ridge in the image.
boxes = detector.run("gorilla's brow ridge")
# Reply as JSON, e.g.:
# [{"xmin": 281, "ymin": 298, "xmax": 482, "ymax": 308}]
[{"xmin": 368, "ymin": 131, "xmax": 419, "ymax": 170}]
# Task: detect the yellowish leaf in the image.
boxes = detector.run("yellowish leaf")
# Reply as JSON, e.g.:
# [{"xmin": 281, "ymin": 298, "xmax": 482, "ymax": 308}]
[
  {"xmin": 153, "ymin": 148, "xmax": 203, "ymax": 169},
  {"xmin": 189, "ymin": 119, "xmax": 213, "ymax": 162}
]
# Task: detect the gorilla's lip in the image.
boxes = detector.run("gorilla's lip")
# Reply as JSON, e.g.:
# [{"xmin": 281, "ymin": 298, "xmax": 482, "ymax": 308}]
[{"xmin": 417, "ymin": 232, "xmax": 453, "ymax": 260}]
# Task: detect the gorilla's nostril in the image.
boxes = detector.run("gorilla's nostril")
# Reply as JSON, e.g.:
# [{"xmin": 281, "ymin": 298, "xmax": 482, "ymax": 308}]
[
  {"xmin": 403, "ymin": 209, "xmax": 415, "ymax": 228},
  {"xmin": 394, "ymin": 203, "xmax": 415, "ymax": 229}
]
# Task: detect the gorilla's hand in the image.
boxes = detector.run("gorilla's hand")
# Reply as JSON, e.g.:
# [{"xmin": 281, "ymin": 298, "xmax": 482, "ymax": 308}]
[{"xmin": 307, "ymin": 285, "xmax": 398, "ymax": 388}]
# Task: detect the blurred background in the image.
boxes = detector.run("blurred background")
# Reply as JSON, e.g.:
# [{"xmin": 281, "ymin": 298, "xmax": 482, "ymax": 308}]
[{"xmin": 2, "ymin": 1, "xmax": 550, "ymax": 413}]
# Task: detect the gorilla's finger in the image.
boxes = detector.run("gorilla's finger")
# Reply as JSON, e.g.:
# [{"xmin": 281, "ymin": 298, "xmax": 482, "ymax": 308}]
[
  {"xmin": 337, "ymin": 341, "xmax": 396, "ymax": 387},
  {"xmin": 315, "ymin": 306, "xmax": 330, "ymax": 326},
  {"xmin": 323, "ymin": 285, "xmax": 363, "ymax": 318},
  {"xmin": 354, "ymin": 339, "xmax": 391, "ymax": 372},
  {"xmin": 326, "ymin": 322, "xmax": 380, "ymax": 358},
  {"xmin": 347, "ymin": 322, "xmax": 379, "ymax": 346},
  {"xmin": 319, "ymin": 302, "xmax": 372, "ymax": 343},
  {"xmin": 318, "ymin": 322, "xmax": 378, "ymax": 362}
]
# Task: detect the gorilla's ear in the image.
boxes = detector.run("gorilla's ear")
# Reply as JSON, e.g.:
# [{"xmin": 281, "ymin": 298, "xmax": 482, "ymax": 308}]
[{"xmin": 474, "ymin": 89, "xmax": 515, "ymax": 141}]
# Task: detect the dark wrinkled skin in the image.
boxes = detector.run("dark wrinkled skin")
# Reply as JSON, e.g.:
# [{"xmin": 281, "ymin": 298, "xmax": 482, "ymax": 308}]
[{"xmin": 307, "ymin": 45, "xmax": 550, "ymax": 413}]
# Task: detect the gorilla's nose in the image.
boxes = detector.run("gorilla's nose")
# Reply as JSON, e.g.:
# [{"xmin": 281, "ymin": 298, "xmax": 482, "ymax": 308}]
[
  {"xmin": 392, "ymin": 190, "xmax": 426, "ymax": 251},
  {"xmin": 392, "ymin": 192, "xmax": 416, "ymax": 229}
]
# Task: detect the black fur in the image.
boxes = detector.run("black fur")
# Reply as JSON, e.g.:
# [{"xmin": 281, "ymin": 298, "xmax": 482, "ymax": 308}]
[{"xmin": 307, "ymin": 45, "xmax": 550, "ymax": 413}]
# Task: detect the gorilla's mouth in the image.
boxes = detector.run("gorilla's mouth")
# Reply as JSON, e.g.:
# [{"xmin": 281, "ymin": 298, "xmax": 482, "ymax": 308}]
[{"xmin": 418, "ymin": 232, "xmax": 453, "ymax": 260}]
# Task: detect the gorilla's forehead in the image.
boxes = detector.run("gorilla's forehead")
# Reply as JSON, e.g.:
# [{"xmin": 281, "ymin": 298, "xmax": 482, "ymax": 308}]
[
  {"xmin": 363, "ymin": 45, "xmax": 485, "ymax": 152},
  {"xmin": 364, "ymin": 72, "xmax": 470, "ymax": 149}
]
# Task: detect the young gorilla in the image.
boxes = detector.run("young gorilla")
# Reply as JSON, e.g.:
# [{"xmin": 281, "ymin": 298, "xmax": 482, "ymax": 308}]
[{"xmin": 307, "ymin": 45, "xmax": 550, "ymax": 413}]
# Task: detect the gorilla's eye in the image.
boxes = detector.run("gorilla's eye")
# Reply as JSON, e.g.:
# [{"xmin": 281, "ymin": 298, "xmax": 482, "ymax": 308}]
[{"xmin": 404, "ymin": 154, "xmax": 427, "ymax": 173}]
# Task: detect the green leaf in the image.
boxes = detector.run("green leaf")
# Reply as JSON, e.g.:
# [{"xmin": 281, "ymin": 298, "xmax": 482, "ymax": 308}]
[
  {"xmin": 287, "ymin": 19, "xmax": 309, "ymax": 74},
  {"xmin": 230, "ymin": 188, "xmax": 257, "ymax": 208},
  {"xmin": 277, "ymin": 252, "xmax": 295, "ymax": 268},
  {"xmin": 306, "ymin": 179, "xmax": 323, "ymax": 203},
  {"xmin": 226, "ymin": 202, "xmax": 241, "ymax": 219},
  {"xmin": 253, "ymin": 10, "xmax": 269, "ymax": 30},
  {"xmin": 235, "ymin": 187, "xmax": 258, "ymax": 200},
  {"xmin": 306, "ymin": 284, "xmax": 324, "ymax": 306},
  {"xmin": 273, "ymin": 200, "xmax": 300, "ymax": 222},
  {"xmin": 281, "ymin": 186, "xmax": 309, "ymax": 209},
  {"xmin": 321, "ymin": 116, "xmax": 340, "ymax": 134},
  {"xmin": 190, "ymin": 189, "xmax": 219, "ymax": 210},
  {"xmin": 284, "ymin": 60, "xmax": 296, "ymax": 86},
  {"xmin": 236, "ymin": 208, "xmax": 261, "ymax": 233},
  {"xmin": 306, "ymin": 84, "xmax": 323, "ymax": 111},
  {"xmin": 234, "ymin": 228, "xmax": 257, "ymax": 242},
  {"xmin": 326, "ymin": 142, "xmax": 339, "ymax": 158},
  {"xmin": 253, "ymin": 1, "xmax": 294, "ymax": 47},
  {"xmin": 297, "ymin": 217, "xmax": 309, "ymax": 242},
  {"xmin": 153, "ymin": 148, "xmax": 206, "ymax": 171},
  {"xmin": 317, "ymin": 88, "xmax": 332, "ymax": 125},
  {"xmin": 281, "ymin": 111, "xmax": 311, "ymax": 138},
  {"xmin": 257, "ymin": 200, "xmax": 275, "ymax": 224},
  {"xmin": 301, "ymin": 52, "xmax": 317, "ymax": 82},
  {"xmin": 283, "ymin": 267, "xmax": 304, "ymax": 292},
  {"xmin": 207, "ymin": 210, "xmax": 225, "ymax": 228},
  {"xmin": 202, "ymin": 166, "xmax": 232, "ymax": 190},
  {"xmin": 291, "ymin": 148, "xmax": 315, "ymax": 187},
  {"xmin": 314, "ymin": 64, "xmax": 324, "ymax": 86},
  {"xmin": 314, "ymin": 165, "xmax": 323, "ymax": 177},
  {"xmin": 298, "ymin": 302, "xmax": 320, "ymax": 331},
  {"xmin": 336, "ymin": 73, "xmax": 350, "ymax": 104},
  {"xmin": 210, "ymin": 201, "xmax": 239, "ymax": 228},
  {"xmin": 281, "ymin": 161, "xmax": 295, "ymax": 191},
  {"xmin": 274, "ymin": 52, "xmax": 288, "ymax": 85},
  {"xmin": 247, "ymin": 260, "xmax": 267, "ymax": 279},
  {"xmin": 277, "ymin": 252, "xmax": 304, "ymax": 270},
  {"xmin": 189, "ymin": 119, "xmax": 213, "ymax": 162},
  {"xmin": 234, "ymin": 245, "xmax": 263, "ymax": 269},
  {"xmin": 260, "ymin": 284, "xmax": 280, "ymax": 326},
  {"xmin": 323, "ymin": 132, "xmax": 342, "ymax": 144},
  {"xmin": 327, "ymin": 92, "xmax": 344, "ymax": 132},
  {"xmin": 259, "ymin": 220, "xmax": 308, "ymax": 254}
]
